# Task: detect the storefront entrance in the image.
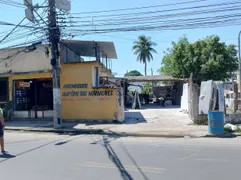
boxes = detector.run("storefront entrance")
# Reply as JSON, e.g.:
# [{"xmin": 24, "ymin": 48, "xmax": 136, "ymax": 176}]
[{"xmin": 13, "ymin": 78, "xmax": 53, "ymax": 118}]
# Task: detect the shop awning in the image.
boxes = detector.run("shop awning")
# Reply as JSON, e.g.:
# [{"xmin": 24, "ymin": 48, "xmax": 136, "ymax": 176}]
[{"xmin": 60, "ymin": 40, "xmax": 118, "ymax": 59}]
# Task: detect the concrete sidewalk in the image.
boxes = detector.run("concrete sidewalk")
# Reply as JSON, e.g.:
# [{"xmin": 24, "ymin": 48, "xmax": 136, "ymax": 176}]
[{"xmin": 4, "ymin": 108, "xmax": 213, "ymax": 138}]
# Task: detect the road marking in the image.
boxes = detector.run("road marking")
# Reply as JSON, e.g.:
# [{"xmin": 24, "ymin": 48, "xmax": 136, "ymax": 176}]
[
  {"xmin": 86, "ymin": 162, "xmax": 165, "ymax": 171},
  {"xmin": 77, "ymin": 162, "xmax": 165, "ymax": 173},
  {"xmin": 195, "ymin": 158, "xmax": 229, "ymax": 162},
  {"xmin": 179, "ymin": 149, "xmax": 200, "ymax": 160}
]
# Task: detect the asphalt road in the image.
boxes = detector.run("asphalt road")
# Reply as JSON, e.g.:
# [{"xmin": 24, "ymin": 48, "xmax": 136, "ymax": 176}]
[{"xmin": 0, "ymin": 132, "xmax": 241, "ymax": 180}]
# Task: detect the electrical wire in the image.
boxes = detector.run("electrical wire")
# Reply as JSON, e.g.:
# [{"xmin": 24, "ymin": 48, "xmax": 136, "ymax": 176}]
[
  {"xmin": 0, "ymin": 0, "xmax": 49, "ymax": 46},
  {"xmin": 0, "ymin": 29, "xmax": 45, "ymax": 46},
  {"xmin": 68, "ymin": 5, "xmax": 241, "ymax": 25},
  {"xmin": 58, "ymin": 0, "xmax": 241, "ymax": 37},
  {"xmin": 0, "ymin": 21, "xmax": 40, "ymax": 29},
  {"xmin": 71, "ymin": 0, "xmax": 208, "ymax": 14},
  {"xmin": 0, "ymin": 0, "xmax": 25, "ymax": 8},
  {"xmin": 69, "ymin": 1, "xmax": 241, "ymax": 19},
  {"xmin": 0, "ymin": 17, "xmax": 26, "ymax": 43},
  {"xmin": 63, "ymin": 13, "xmax": 241, "ymax": 30}
]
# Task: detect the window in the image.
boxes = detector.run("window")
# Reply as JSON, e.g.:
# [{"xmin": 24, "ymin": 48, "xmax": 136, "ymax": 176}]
[{"xmin": 92, "ymin": 66, "xmax": 100, "ymax": 87}]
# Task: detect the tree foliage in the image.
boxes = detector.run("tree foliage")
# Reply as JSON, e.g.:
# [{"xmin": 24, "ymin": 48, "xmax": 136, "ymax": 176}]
[
  {"xmin": 132, "ymin": 35, "xmax": 157, "ymax": 76},
  {"xmin": 160, "ymin": 35, "xmax": 238, "ymax": 83},
  {"xmin": 142, "ymin": 82, "xmax": 152, "ymax": 95},
  {"xmin": 124, "ymin": 70, "xmax": 143, "ymax": 77}
]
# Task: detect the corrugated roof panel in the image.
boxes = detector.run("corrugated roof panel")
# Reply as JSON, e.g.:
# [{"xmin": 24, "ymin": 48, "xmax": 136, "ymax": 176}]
[{"xmin": 60, "ymin": 40, "xmax": 118, "ymax": 59}]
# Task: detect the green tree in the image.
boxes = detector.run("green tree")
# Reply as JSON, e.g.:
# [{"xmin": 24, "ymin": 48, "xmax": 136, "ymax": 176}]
[
  {"xmin": 142, "ymin": 82, "xmax": 152, "ymax": 95},
  {"xmin": 132, "ymin": 36, "xmax": 157, "ymax": 76},
  {"xmin": 124, "ymin": 70, "xmax": 143, "ymax": 77},
  {"xmin": 160, "ymin": 35, "xmax": 238, "ymax": 83}
]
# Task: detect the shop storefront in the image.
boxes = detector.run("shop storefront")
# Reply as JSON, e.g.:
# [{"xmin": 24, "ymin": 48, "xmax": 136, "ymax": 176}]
[
  {"xmin": 9, "ymin": 72, "xmax": 53, "ymax": 118},
  {"xmin": 13, "ymin": 78, "xmax": 53, "ymax": 118},
  {"xmin": 9, "ymin": 62, "xmax": 125, "ymax": 122},
  {"xmin": 1, "ymin": 40, "xmax": 124, "ymax": 122},
  {"xmin": 14, "ymin": 79, "xmax": 53, "ymax": 110}
]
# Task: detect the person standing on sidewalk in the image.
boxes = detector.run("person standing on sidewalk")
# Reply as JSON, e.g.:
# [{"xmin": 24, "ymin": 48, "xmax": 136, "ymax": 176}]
[{"xmin": 0, "ymin": 107, "xmax": 5, "ymax": 153}]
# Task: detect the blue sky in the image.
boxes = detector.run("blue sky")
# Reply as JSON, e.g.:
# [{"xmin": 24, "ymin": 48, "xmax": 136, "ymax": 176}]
[{"xmin": 0, "ymin": 0, "xmax": 240, "ymax": 77}]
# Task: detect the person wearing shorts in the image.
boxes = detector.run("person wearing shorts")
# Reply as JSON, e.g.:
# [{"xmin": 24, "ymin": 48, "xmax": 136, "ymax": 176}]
[{"xmin": 0, "ymin": 107, "xmax": 5, "ymax": 153}]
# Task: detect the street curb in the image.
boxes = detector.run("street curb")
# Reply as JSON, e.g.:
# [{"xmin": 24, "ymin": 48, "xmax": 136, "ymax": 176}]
[
  {"xmin": 5, "ymin": 127, "xmax": 210, "ymax": 138},
  {"xmin": 202, "ymin": 133, "xmax": 241, "ymax": 138},
  {"xmin": 6, "ymin": 127, "xmax": 241, "ymax": 138},
  {"xmin": 5, "ymin": 127, "xmax": 103, "ymax": 135}
]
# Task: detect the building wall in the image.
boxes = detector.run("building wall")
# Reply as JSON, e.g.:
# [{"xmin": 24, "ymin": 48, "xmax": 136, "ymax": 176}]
[
  {"xmin": 8, "ymin": 72, "xmax": 52, "ymax": 101},
  {"xmin": 60, "ymin": 62, "xmax": 118, "ymax": 121},
  {"xmin": 100, "ymin": 68, "xmax": 113, "ymax": 77},
  {"xmin": 0, "ymin": 45, "xmax": 52, "ymax": 75}
]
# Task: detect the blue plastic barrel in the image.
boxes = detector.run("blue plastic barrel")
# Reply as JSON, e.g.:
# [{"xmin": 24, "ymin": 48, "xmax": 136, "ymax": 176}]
[{"xmin": 208, "ymin": 111, "xmax": 224, "ymax": 134}]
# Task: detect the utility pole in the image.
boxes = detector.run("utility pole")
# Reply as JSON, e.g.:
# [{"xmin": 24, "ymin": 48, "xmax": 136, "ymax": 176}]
[
  {"xmin": 151, "ymin": 68, "xmax": 153, "ymax": 75},
  {"xmin": 48, "ymin": 0, "xmax": 62, "ymax": 128},
  {"xmin": 238, "ymin": 30, "xmax": 241, "ymax": 93}
]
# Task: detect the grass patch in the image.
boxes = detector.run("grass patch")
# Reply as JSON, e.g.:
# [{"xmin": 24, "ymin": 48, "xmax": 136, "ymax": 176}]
[
  {"xmin": 224, "ymin": 126, "xmax": 233, "ymax": 133},
  {"xmin": 224, "ymin": 125, "xmax": 241, "ymax": 133},
  {"xmin": 236, "ymin": 127, "xmax": 241, "ymax": 133},
  {"xmin": 194, "ymin": 120, "xmax": 208, "ymax": 125}
]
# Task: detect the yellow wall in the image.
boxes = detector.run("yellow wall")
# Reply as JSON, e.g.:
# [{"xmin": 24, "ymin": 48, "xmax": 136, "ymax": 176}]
[
  {"xmin": 60, "ymin": 62, "xmax": 118, "ymax": 121},
  {"xmin": 8, "ymin": 72, "xmax": 52, "ymax": 101}
]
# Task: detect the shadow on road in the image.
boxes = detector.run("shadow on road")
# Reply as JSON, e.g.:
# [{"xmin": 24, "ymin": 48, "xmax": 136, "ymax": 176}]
[
  {"xmin": 5, "ymin": 138, "xmax": 46, "ymax": 145},
  {"xmin": 102, "ymin": 137, "xmax": 134, "ymax": 180},
  {"xmin": 90, "ymin": 133, "xmax": 150, "ymax": 180},
  {"xmin": 90, "ymin": 134, "xmax": 134, "ymax": 180},
  {"xmin": 54, "ymin": 135, "xmax": 84, "ymax": 145},
  {"xmin": 0, "ymin": 136, "xmax": 70, "ymax": 164},
  {"xmin": 120, "ymin": 144, "xmax": 150, "ymax": 180},
  {"xmin": 0, "ymin": 153, "xmax": 16, "ymax": 159}
]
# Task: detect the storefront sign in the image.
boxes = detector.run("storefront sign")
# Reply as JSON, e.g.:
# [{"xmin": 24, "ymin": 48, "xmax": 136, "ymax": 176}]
[
  {"xmin": 19, "ymin": 82, "xmax": 30, "ymax": 88},
  {"xmin": 63, "ymin": 84, "xmax": 88, "ymax": 89},
  {"xmin": 62, "ymin": 84, "xmax": 113, "ymax": 98},
  {"xmin": 63, "ymin": 90, "xmax": 113, "ymax": 97}
]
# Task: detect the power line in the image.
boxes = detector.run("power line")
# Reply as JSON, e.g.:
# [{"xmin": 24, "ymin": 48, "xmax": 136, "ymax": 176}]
[
  {"xmin": 0, "ymin": 21, "xmax": 40, "ymax": 29},
  {"xmin": 0, "ymin": 36, "xmax": 48, "ymax": 52},
  {"xmin": 0, "ymin": 18, "xmax": 26, "ymax": 43},
  {"xmin": 58, "ymin": 0, "xmax": 241, "ymax": 37},
  {"xmin": 69, "ymin": 1, "xmax": 241, "ymax": 19},
  {"xmin": 64, "ymin": 10, "xmax": 241, "ymax": 29},
  {"xmin": 69, "ymin": 5, "xmax": 241, "ymax": 25},
  {"xmin": 0, "ymin": 0, "xmax": 25, "ymax": 8},
  {"xmin": 62, "ymin": 13, "xmax": 241, "ymax": 34},
  {"xmin": 0, "ymin": 29, "xmax": 45, "ymax": 46},
  {"xmin": 71, "ymin": 0, "xmax": 207, "ymax": 14},
  {"xmin": 0, "ymin": 1, "xmax": 49, "ymax": 46},
  {"xmin": 60, "ymin": 1, "xmax": 241, "ymax": 36}
]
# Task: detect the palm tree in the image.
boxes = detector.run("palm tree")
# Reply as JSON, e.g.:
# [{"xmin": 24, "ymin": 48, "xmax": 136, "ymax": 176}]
[{"xmin": 132, "ymin": 36, "xmax": 157, "ymax": 76}]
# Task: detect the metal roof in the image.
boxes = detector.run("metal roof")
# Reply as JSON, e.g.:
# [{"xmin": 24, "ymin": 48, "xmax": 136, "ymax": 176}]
[
  {"xmin": 125, "ymin": 75, "xmax": 185, "ymax": 82},
  {"xmin": 60, "ymin": 40, "xmax": 118, "ymax": 59}
]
